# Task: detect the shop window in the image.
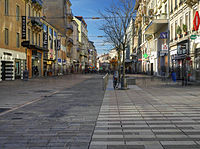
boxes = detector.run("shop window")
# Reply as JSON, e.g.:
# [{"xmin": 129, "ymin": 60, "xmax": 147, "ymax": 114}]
[
  {"xmin": 5, "ymin": 28, "xmax": 9, "ymax": 45},
  {"xmin": 16, "ymin": 5, "xmax": 20, "ymax": 21},
  {"xmin": 15, "ymin": 61, "xmax": 20, "ymax": 76},
  {"xmin": 5, "ymin": 0, "xmax": 9, "ymax": 15}
]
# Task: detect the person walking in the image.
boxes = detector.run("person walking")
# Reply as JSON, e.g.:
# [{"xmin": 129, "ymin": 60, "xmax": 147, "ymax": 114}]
[{"xmin": 113, "ymin": 70, "xmax": 119, "ymax": 89}]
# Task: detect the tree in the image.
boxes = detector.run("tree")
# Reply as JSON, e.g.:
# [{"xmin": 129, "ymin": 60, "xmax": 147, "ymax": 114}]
[{"xmin": 99, "ymin": 0, "xmax": 135, "ymax": 89}]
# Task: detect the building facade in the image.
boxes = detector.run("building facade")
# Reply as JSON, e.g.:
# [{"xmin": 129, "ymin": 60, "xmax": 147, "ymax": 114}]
[{"xmin": 0, "ymin": 0, "xmax": 26, "ymax": 81}]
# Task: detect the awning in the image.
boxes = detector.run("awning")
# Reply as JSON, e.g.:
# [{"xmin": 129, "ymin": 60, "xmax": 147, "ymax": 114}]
[{"xmin": 145, "ymin": 19, "xmax": 168, "ymax": 34}]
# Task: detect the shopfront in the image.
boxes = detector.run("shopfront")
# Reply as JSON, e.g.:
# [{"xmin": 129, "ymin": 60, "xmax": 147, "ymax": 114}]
[
  {"xmin": 174, "ymin": 39, "xmax": 190, "ymax": 80},
  {"xmin": 0, "ymin": 49, "xmax": 26, "ymax": 81}
]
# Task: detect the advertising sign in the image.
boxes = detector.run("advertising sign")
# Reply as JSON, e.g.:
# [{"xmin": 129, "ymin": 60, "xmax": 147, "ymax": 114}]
[
  {"xmin": 43, "ymin": 32, "xmax": 48, "ymax": 49},
  {"xmin": 22, "ymin": 16, "xmax": 26, "ymax": 39}
]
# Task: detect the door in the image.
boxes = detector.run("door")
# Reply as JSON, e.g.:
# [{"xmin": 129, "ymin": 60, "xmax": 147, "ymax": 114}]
[
  {"xmin": 151, "ymin": 63, "xmax": 153, "ymax": 75},
  {"xmin": 1, "ymin": 61, "xmax": 14, "ymax": 81}
]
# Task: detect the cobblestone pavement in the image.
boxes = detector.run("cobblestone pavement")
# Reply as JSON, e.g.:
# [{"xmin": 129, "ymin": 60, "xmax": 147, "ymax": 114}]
[
  {"xmin": 89, "ymin": 75, "xmax": 200, "ymax": 149},
  {"xmin": 0, "ymin": 75, "xmax": 104, "ymax": 149},
  {"xmin": 0, "ymin": 74, "xmax": 92, "ymax": 109}
]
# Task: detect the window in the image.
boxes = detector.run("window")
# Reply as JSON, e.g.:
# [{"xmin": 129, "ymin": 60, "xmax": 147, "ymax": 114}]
[
  {"xmin": 180, "ymin": 17, "xmax": 183, "ymax": 30},
  {"xmin": 175, "ymin": 0, "xmax": 177, "ymax": 9},
  {"xmin": 16, "ymin": 5, "xmax": 20, "ymax": 21},
  {"xmin": 28, "ymin": 29, "xmax": 30, "ymax": 41},
  {"xmin": 165, "ymin": 4, "xmax": 167, "ymax": 14},
  {"xmin": 35, "ymin": 33, "xmax": 37, "ymax": 45},
  {"xmin": 28, "ymin": 5, "xmax": 31, "ymax": 17},
  {"xmin": 175, "ymin": 21, "xmax": 178, "ymax": 38},
  {"xmin": 5, "ymin": 0, "xmax": 9, "ymax": 15},
  {"xmin": 5, "ymin": 28, "xmax": 9, "ymax": 45},
  {"xmin": 39, "ymin": 34, "xmax": 40, "ymax": 46},
  {"xmin": 16, "ymin": 33, "xmax": 20, "ymax": 48},
  {"xmin": 171, "ymin": 23, "xmax": 173, "ymax": 40},
  {"xmin": 171, "ymin": 0, "xmax": 173, "ymax": 12},
  {"xmin": 185, "ymin": 13, "xmax": 189, "ymax": 31},
  {"xmin": 32, "ymin": 31, "xmax": 34, "ymax": 44}
]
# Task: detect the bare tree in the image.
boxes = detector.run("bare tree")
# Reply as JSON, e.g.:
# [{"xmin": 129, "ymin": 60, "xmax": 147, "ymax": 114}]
[{"xmin": 100, "ymin": 0, "xmax": 135, "ymax": 89}]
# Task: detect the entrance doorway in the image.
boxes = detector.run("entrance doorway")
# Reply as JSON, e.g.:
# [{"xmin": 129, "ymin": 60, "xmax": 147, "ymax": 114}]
[{"xmin": 151, "ymin": 63, "xmax": 153, "ymax": 75}]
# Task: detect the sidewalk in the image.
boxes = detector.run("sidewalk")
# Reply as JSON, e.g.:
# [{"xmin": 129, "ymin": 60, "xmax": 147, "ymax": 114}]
[{"xmin": 89, "ymin": 77, "xmax": 200, "ymax": 149}]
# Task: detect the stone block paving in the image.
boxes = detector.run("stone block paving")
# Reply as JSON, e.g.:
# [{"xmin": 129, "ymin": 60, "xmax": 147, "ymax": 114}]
[
  {"xmin": 0, "ymin": 76, "xmax": 104, "ymax": 149},
  {"xmin": 89, "ymin": 77, "xmax": 200, "ymax": 149}
]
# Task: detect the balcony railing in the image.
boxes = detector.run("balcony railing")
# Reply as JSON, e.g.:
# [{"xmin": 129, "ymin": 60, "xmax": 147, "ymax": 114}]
[
  {"xmin": 184, "ymin": 0, "xmax": 198, "ymax": 7},
  {"xmin": 30, "ymin": 17, "xmax": 42, "ymax": 30},
  {"xmin": 66, "ymin": 24, "xmax": 73, "ymax": 31},
  {"xmin": 32, "ymin": 0, "xmax": 43, "ymax": 7}
]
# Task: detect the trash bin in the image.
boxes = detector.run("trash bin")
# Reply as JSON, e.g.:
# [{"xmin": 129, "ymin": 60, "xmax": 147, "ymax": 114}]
[
  {"xmin": 172, "ymin": 72, "xmax": 176, "ymax": 82},
  {"xmin": 23, "ymin": 70, "xmax": 29, "ymax": 81}
]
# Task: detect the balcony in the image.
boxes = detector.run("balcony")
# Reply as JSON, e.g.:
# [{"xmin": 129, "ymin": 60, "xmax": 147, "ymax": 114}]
[
  {"xmin": 145, "ymin": 15, "xmax": 168, "ymax": 34},
  {"xmin": 66, "ymin": 24, "xmax": 73, "ymax": 35},
  {"xmin": 66, "ymin": 9, "xmax": 73, "ymax": 20},
  {"xmin": 32, "ymin": 0, "xmax": 43, "ymax": 10},
  {"xmin": 184, "ymin": 0, "xmax": 198, "ymax": 7},
  {"xmin": 67, "ymin": 38, "xmax": 73, "ymax": 46},
  {"xmin": 30, "ymin": 17, "xmax": 43, "ymax": 32}
]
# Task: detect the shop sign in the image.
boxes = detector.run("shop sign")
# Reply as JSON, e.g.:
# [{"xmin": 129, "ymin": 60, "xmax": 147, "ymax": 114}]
[
  {"xmin": 58, "ymin": 58, "xmax": 62, "ymax": 63},
  {"xmin": 162, "ymin": 44, "xmax": 168, "ymax": 51},
  {"xmin": 160, "ymin": 32, "xmax": 168, "ymax": 39},
  {"xmin": 186, "ymin": 56, "xmax": 191, "ymax": 61},
  {"xmin": 22, "ymin": 16, "xmax": 26, "ymax": 39},
  {"xmin": 47, "ymin": 61, "xmax": 52, "ymax": 65},
  {"xmin": 193, "ymin": 11, "xmax": 200, "ymax": 31},
  {"xmin": 190, "ymin": 35, "xmax": 197, "ymax": 40},
  {"xmin": 143, "ymin": 53, "xmax": 148, "ymax": 59},
  {"xmin": 43, "ymin": 32, "xmax": 48, "ymax": 49}
]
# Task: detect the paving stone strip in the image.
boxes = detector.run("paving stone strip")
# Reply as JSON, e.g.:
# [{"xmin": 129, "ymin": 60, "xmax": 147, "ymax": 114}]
[
  {"xmin": 89, "ymin": 78, "xmax": 200, "ymax": 149},
  {"xmin": 0, "ymin": 76, "xmax": 104, "ymax": 149}
]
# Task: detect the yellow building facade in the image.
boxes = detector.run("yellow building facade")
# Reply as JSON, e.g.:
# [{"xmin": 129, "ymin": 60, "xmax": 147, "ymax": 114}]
[{"xmin": 0, "ymin": 0, "xmax": 26, "ymax": 81}]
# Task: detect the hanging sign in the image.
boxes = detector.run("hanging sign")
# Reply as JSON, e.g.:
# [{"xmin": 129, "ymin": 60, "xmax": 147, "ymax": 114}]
[
  {"xmin": 162, "ymin": 44, "xmax": 168, "ymax": 51},
  {"xmin": 193, "ymin": 11, "xmax": 200, "ymax": 31}
]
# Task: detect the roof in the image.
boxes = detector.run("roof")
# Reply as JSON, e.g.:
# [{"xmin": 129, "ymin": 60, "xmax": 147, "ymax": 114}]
[{"xmin": 75, "ymin": 16, "xmax": 87, "ymax": 28}]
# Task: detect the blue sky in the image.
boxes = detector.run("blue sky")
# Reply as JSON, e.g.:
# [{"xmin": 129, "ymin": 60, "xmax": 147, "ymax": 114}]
[{"xmin": 71, "ymin": 0, "xmax": 115, "ymax": 56}]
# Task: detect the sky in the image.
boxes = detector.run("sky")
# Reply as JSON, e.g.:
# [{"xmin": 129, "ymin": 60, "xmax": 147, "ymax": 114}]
[{"xmin": 71, "ymin": 0, "xmax": 115, "ymax": 56}]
